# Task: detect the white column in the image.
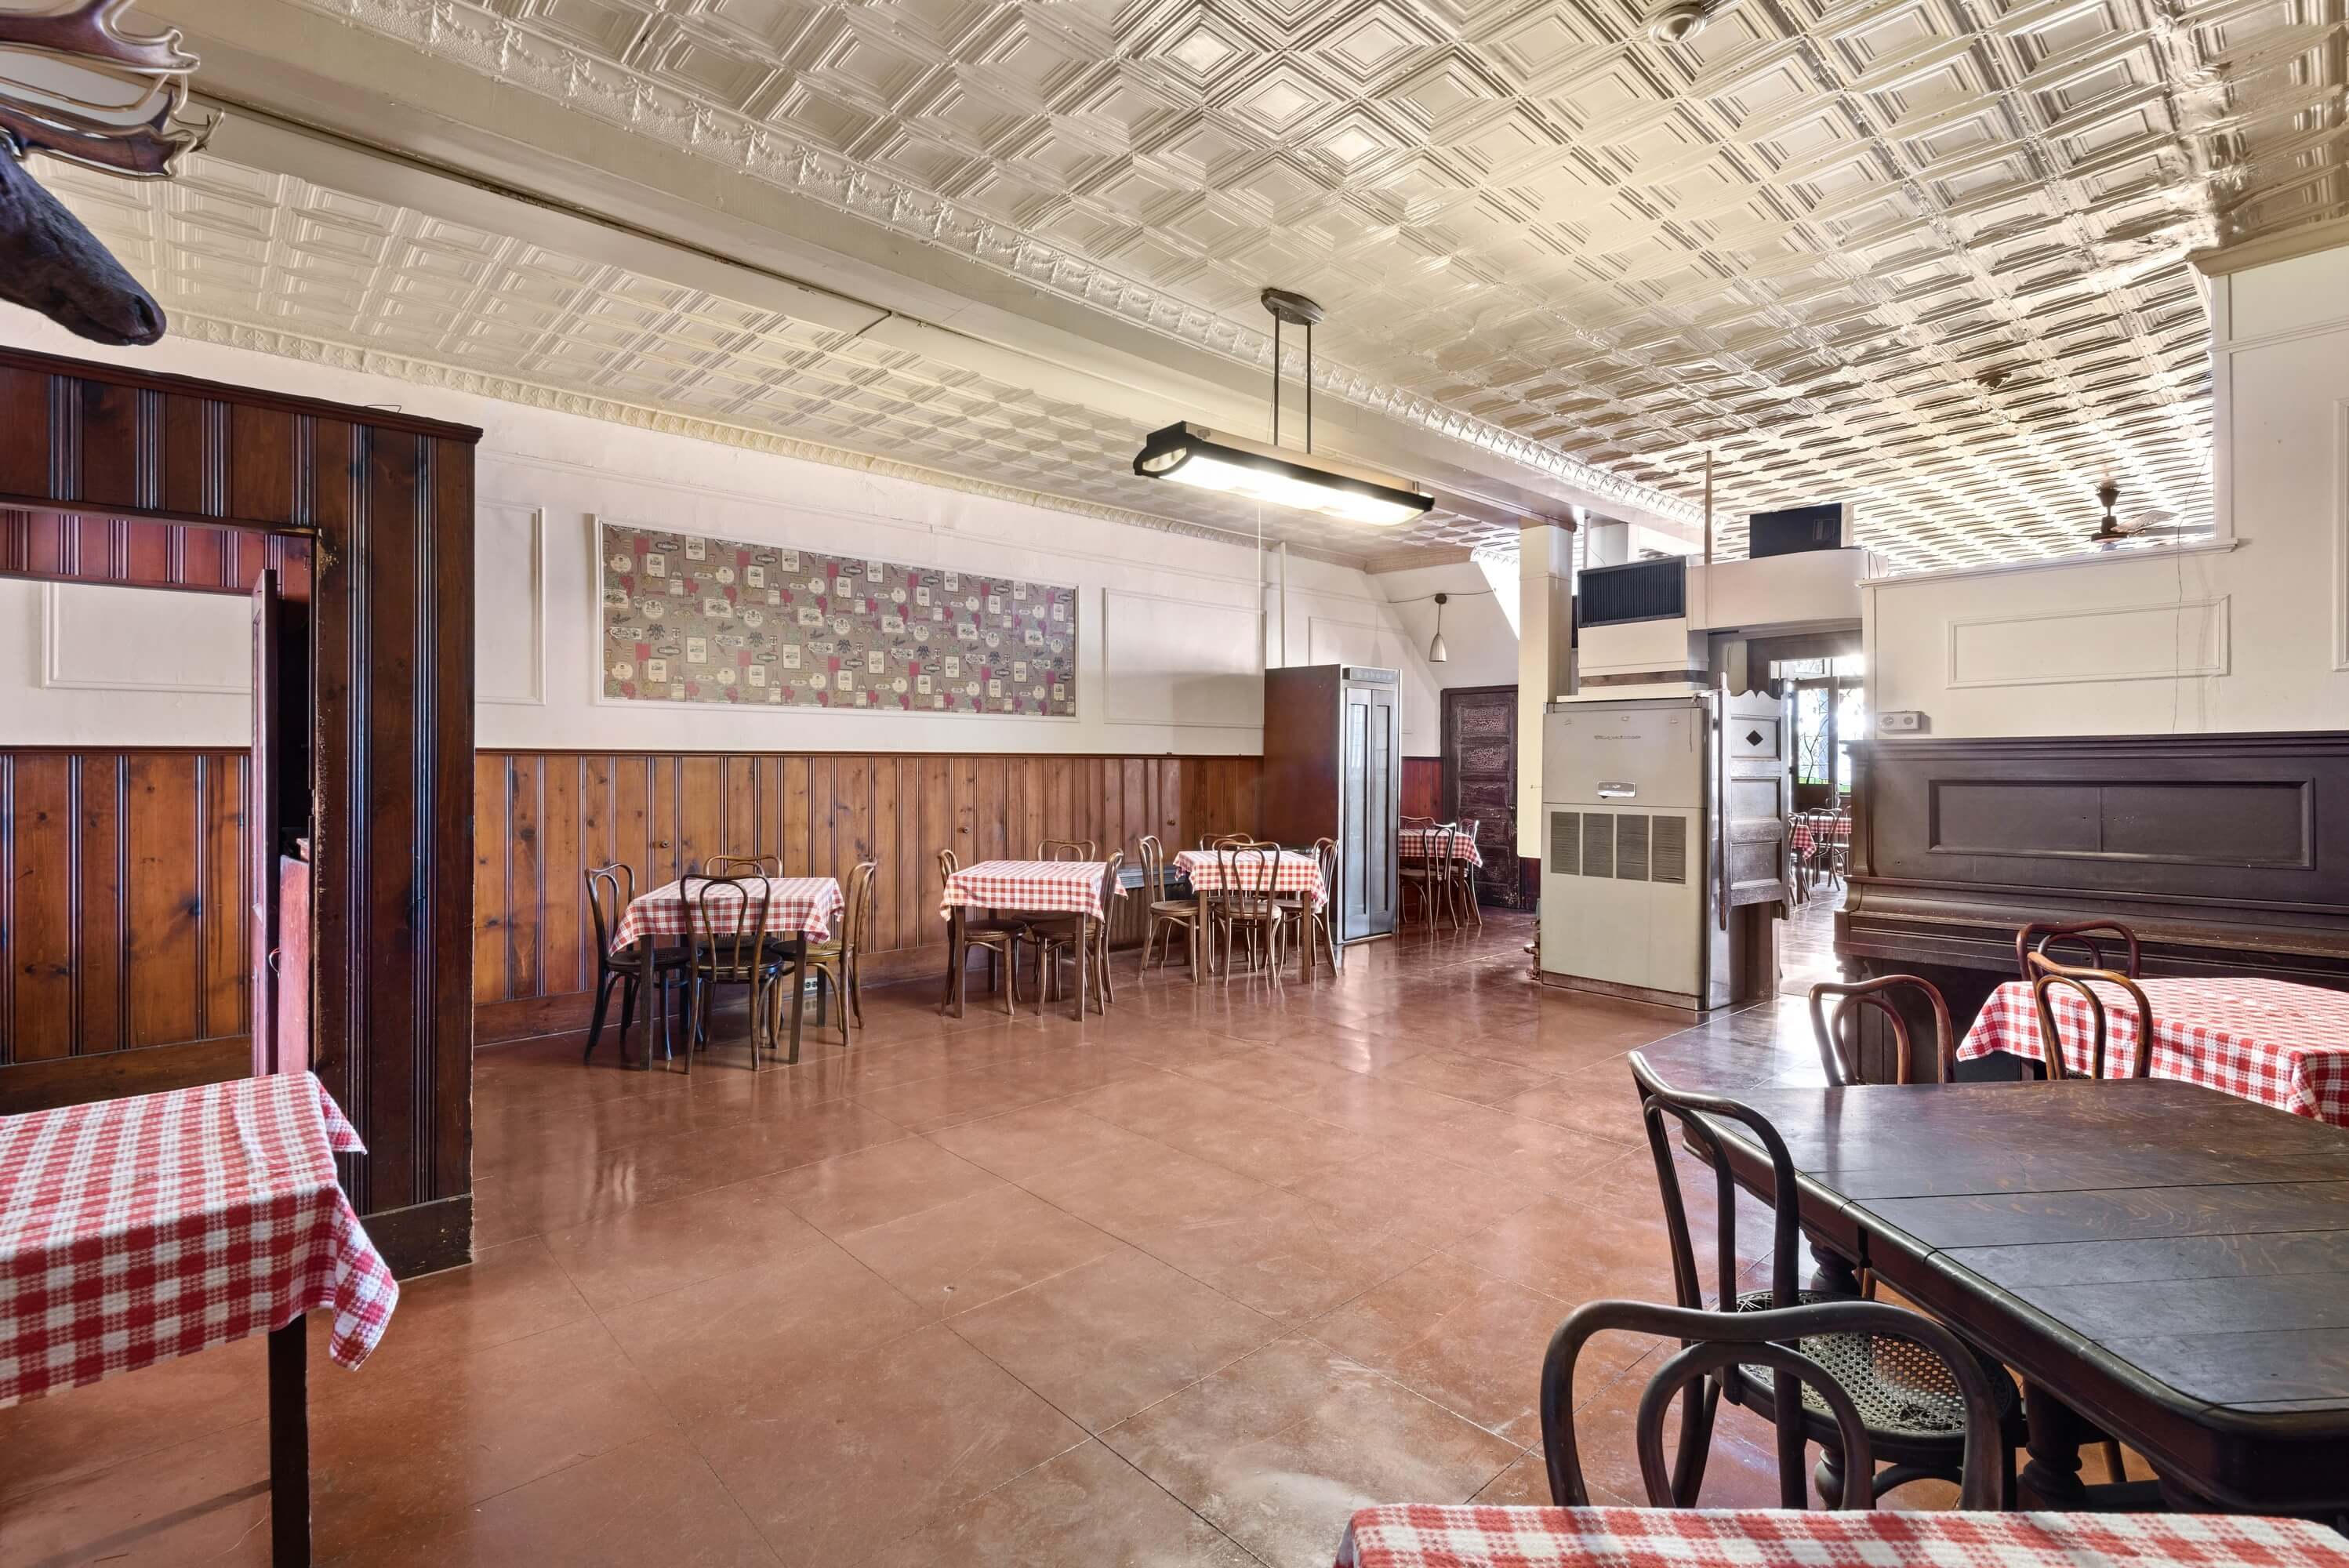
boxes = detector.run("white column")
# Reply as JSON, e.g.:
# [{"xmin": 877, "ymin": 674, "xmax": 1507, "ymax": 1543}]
[{"xmin": 1516, "ymin": 517, "xmax": 1574, "ymax": 872}]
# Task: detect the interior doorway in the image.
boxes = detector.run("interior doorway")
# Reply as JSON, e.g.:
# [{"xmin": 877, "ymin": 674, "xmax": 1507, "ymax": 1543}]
[{"xmin": 1440, "ymin": 684, "xmax": 1519, "ymax": 907}]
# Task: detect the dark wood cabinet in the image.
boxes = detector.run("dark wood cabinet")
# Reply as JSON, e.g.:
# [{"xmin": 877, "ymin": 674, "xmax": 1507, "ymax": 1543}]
[{"xmin": 1261, "ymin": 665, "xmax": 1402, "ymax": 942}]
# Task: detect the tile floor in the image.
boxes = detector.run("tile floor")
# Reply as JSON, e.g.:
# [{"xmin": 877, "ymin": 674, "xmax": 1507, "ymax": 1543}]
[{"xmin": 1, "ymin": 912, "xmax": 1916, "ymax": 1567}]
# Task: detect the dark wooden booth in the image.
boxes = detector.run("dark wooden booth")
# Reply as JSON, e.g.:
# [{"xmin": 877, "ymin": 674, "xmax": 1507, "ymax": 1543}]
[
  {"xmin": 1837, "ymin": 731, "xmax": 2349, "ymax": 1074},
  {"xmin": 0, "ymin": 347, "xmax": 478, "ymax": 1277}
]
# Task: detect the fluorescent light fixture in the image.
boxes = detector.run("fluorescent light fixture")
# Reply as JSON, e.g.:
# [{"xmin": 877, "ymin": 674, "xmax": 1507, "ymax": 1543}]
[{"xmin": 1134, "ymin": 422, "xmax": 1433, "ymax": 528}]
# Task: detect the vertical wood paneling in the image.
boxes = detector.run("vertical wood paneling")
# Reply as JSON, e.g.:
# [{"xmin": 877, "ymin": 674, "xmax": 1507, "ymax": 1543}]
[
  {"xmin": 0, "ymin": 750, "xmax": 251, "ymax": 1066},
  {"xmin": 1403, "ymin": 757, "xmax": 1443, "ymax": 821},
  {"xmin": 469, "ymin": 750, "xmax": 1263, "ymax": 1034}
]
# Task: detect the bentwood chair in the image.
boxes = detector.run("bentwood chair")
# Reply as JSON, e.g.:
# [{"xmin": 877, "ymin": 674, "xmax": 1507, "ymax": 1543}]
[
  {"xmin": 681, "ymin": 873, "xmax": 796, "ymax": 1073},
  {"xmin": 1029, "ymin": 851, "xmax": 1124, "ymax": 1015},
  {"xmin": 582, "ymin": 862, "xmax": 692, "ymax": 1065},
  {"xmin": 1540, "ymin": 1296, "xmax": 2006, "ymax": 1509},
  {"xmin": 1446, "ymin": 819, "xmax": 1483, "ymax": 928},
  {"xmin": 1038, "ymin": 838, "xmax": 1096, "ymax": 861},
  {"xmin": 1626, "ymin": 1051, "xmax": 2024, "ymax": 1506},
  {"xmin": 1400, "ymin": 821, "xmax": 1461, "ymax": 929},
  {"xmin": 937, "ymin": 849, "xmax": 1019, "ymax": 1016},
  {"xmin": 2026, "ymin": 954, "xmax": 2154, "ymax": 1080},
  {"xmin": 800, "ymin": 859, "xmax": 878, "ymax": 1048},
  {"xmin": 1277, "ymin": 836, "xmax": 1342, "ymax": 977},
  {"xmin": 1808, "ymin": 975, "xmax": 1956, "ymax": 1087},
  {"xmin": 1137, "ymin": 834, "xmax": 1201, "ymax": 982},
  {"xmin": 706, "ymin": 853, "xmax": 779, "ymax": 877},
  {"xmin": 2017, "ymin": 919, "xmax": 2143, "ymax": 980},
  {"xmin": 1211, "ymin": 840, "xmax": 1287, "ymax": 977}
]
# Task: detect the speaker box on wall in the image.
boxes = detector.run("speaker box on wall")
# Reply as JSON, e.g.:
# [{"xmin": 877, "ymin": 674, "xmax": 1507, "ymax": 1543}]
[{"xmin": 1748, "ymin": 503, "xmax": 1850, "ymax": 557}]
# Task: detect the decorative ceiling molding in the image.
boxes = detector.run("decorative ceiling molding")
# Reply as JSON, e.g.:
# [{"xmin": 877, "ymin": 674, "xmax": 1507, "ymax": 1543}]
[{"xmin": 159, "ymin": 310, "xmax": 1378, "ymax": 568}]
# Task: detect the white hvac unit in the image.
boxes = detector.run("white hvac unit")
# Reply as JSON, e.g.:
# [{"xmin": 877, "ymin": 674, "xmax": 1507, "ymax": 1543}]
[{"xmin": 1538, "ymin": 688, "xmax": 1790, "ymax": 1011}]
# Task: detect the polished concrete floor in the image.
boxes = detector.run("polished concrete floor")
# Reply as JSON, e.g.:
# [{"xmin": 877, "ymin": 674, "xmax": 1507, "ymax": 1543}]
[{"xmin": 2, "ymin": 912, "xmax": 1887, "ymax": 1567}]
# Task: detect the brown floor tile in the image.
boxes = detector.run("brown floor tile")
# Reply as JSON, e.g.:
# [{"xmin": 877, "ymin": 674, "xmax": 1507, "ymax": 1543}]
[
  {"xmin": 328, "ymin": 1441, "xmax": 779, "ymax": 1566},
  {"xmin": 1167, "ymin": 1040, "xmax": 1371, "ymax": 1104},
  {"xmin": 0, "ymin": 1332, "xmax": 265, "ymax": 1506},
  {"xmin": 1056, "ymin": 1071, "xmax": 1267, "ymax": 1142},
  {"xmin": 1556, "ymin": 1352, "xmax": 1791, "ymax": 1508},
  {"xmin": 949, "ymin": 1247, "xmax": 1280, "ymax": 1432},
  {"xmin": 838, "ymin": 1183, "xmax": 1122, "ymax": 1316},
  {"xmin": 1444, "ymin": 1194, "xmax": 1683, "ymax": 1304},
  {"xmin": 307, "ymin": 1316, "xmax": 677, "ymax": 1541},
  {"xmin": 1104, "ymin": 1335, "xmax": 1522, "ymax": 1568},
  {"xmin": 765, "ymin": 1135, "xmax": 1004, "ymax": 1236},
  {"xmin": 603, "ymin": 1238, "xmax": 931, "ymax": 1421},
  {"xmin": 1373, "ymin": 1049, "xmax": 1560, "ymax": 1108},
  {"xmin": 1311, "ymin": 1253, "xmax": 1617, "ymax": 1445},
  {"xmin": 692, "ymin": 1321, "xmax": 1087, "ymax": 1568},
  {"xmin": 1124, "ymin": 1187, "xmax": 1432, "ymax": 1321},
  {"xmin": 1146, "ymin": 1098, "xmax": 1385, "ymax": 1189},
  {"xmin": 924, "ymin": 1100, "xmax": 1161, "ymax": 1181},
  {"xmin": 1414, "ymin": 1104, "xmax": 1634, "ymax": 1182},
  {"xmin": 1018, "ymin": 1138, "xmax": 1273, "ymax": 1242},
  {"xmin": 1283, "ymin": 1147, "xmax": 1545, "ymax": 1251},
  {"xmin": 862, "ymin": 1439, "xmax": 1254, "ymax": 1568},
  {"xmin": 543, "ymin": 1172, "xmax": 830, "ymax": 1314},
  {"xmin": 0, "ymin": 1418, "xmax": 272, "ymax": 1567},
  {"xmin": 848, "ymin": 1065, "xmax": 1079, "ymax": 1132}
]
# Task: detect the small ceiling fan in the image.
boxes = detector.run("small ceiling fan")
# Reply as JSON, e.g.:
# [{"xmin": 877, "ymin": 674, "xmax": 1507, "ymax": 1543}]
[{"xmin": 2086, "ymin": 481, "xmax": 2204, "ymax": 548}]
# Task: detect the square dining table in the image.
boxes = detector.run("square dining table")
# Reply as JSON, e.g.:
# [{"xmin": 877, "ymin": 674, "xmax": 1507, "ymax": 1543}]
[
  {"xmin": 614, "ymin": 873, "xmax": 844, "ymax": 1067},
  {"xmin": 1173, "ymin": 847, "xmax": 1331, "ymax": 979},
  {"xmin": 0, "ymin": 1072, "xmax": 400, "ymax": 1566},
  {"xmin": 1669, "ymin": 1071, "xmax": 2349, "ymax": 1516},
  {"xmin": 1960, "ymin": 975, "xmax": 2349, "ymax": 1124},
  {"xmin": 939, "ymin": 858, "xmax": 1113, "ymax": 1019}
]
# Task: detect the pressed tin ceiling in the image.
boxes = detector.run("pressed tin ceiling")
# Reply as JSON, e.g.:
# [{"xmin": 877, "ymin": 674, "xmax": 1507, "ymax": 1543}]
[
  {"xmin": 118, "ymin": 0, "xmax": 2349, "ymax": 564},
  {"xmin": 46, "ymin": 149, "xmax": 1528, "ymax": 560}
]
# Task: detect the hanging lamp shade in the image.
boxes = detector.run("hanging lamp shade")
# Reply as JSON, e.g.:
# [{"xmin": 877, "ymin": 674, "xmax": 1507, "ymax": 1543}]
[{"xmin": 1428, "ymin": 591, "xmax": 1450, "ymax": 662}]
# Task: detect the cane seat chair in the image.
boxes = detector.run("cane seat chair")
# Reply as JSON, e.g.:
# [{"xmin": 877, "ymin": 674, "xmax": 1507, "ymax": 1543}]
[
  {"xmin": 706, "ymin": 853, "xmax": 779, "ymax": 877},
  {"xmin": 1037, "ymin": 838, "xmax": 1096, "ymax": 861},
  {"xmin": 1137, "ymin": 835, "xmax": 1201, "ymax": 982},
  {"xmin": 798, "ymin": 859, "xmax": 877, "ymax": 1049},
  {"xmin": 1627, "ymin": 1051, "xmax": 2024, "ymax": 1506},
  {"xmin": 1809, "ymin": 976, "xmax": 1957, "ymax": 1087},
  {"xmin": 1447, "ymin": 819, "xmax": 1483, "ymax": 928},
  {"xmin": 681, "ymin": 873, "xmax": 797, "ymax": 1073},
  {"xmin": 1400, "ymin": 822, "xmax": 1461, "ymax": 929},
  {"xmin": 1540, "ymin": 1294, "xmax": 2006, "ymax": 1509},
  {"xmin": 1211, "ymin": 840, "xmax": 1287, "ymax": 977},
  {"xmin": 582, "ymin": 862, "xmax": 692, "ymax": 1065},
  {"xmin": 937, "ymin": 849, "xmax": 1020, "ymax": 1016},
  {"xmin": 1275, "ymin": 837, "xmax": 1342, "ymax": 977},
  {"xmin": 1026, "ymin": 851, "xmax": 1124, "ymax": 1014}
]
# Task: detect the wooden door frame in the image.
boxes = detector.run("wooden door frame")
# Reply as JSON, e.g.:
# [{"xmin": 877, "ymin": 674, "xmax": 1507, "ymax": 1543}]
[
  {"xmin": 1439, "ymin": 683, "xmax": 1519, "ymax": 909},
  {"xmin": 0, "ymin": 347, "xmax": 480, "ymax": 1279}
]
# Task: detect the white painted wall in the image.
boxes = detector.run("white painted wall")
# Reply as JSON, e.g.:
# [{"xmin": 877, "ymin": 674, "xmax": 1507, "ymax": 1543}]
[
  {"xmin": 1370, "ymin": 558, "xmax": 1521, "ymax": 694},
  {"xmin": 1864, "ymin": 241, "xmax": 2349, "ymax": 738},
  {"xmin": 0, "ymin": 318, "xmax": 1454, "ymax": 755}
]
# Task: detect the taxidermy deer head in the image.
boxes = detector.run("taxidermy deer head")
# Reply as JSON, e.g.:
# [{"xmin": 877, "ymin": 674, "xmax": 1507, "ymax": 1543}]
[{"xmin": 0, "ymin": 0, "xmax": 210, "ymax": 345}]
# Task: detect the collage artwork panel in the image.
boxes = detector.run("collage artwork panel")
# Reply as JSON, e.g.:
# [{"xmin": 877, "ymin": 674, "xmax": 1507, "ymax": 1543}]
[{"xmin": 601, "ymin": 521, "xmax": 1080, "ymax": 716}]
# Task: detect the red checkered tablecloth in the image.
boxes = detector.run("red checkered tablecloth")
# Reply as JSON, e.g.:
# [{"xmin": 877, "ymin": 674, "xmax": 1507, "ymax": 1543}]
[
  {"xmin": 1959, "ymin": 975, "xmax": 2349, "ymax": 1124},
  {"xmin": 939, "ymin": 859, "xmax": 1111, "ymax": 920},
  {"xmin": 615, "ymin": 875, "xmax": 843, "ymax": 949},
  {"xmin": 1789, "ymin": 815, "xmax": 1850, "ymax": 854},
  {"xmin": 1399, "ymin": 828, "xmax": 1484, "ymax": 868},
  {"xmin": 1334, "ymin": 1505, "xmax": 2349, "ymax": 1568},
  {"xmin": 1174, "ymin": 848, "xmax": 1330, "ymax": 910},
  {"xmin": 0, "ymin": 1073, "xmax": 398, "ymax": 1408}
]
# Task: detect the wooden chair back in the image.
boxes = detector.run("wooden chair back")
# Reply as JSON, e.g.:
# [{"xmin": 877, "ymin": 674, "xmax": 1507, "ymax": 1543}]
[
  {"xmin": 1808, "ymin": 975, "xmax": 1955, "ymax": 1086},
  {"xmin": 1039, "ymin": 838, "xmax": 1096, "ymax": 861},
  {"xmin": 2026, "ymin": 953, "xmax": 2154, "ymax": 1080},
  {"xmin": 1138, "ymin": 835, "xmax": 1171, "ymax": 903},
  {"xmin": 1199, "ymin": 833, "xmax": 1251, "ymax": 851},
  {"xmin": 1539, "ymin": 1295, "xmax": 2003, "ymax": 1511},
  {"xmin": 1093, "ymin": 851, "xmax": 1125, "ymax": 920},
  {"xmin": 840, "ymin": 860, "xmax": 880, "ymax": 956},
  {"xmin": 684, "ymin": 873, "xmax": 771, "ymax": 983},
  {"xmin": 586, "ymin": 862, "xmax": 635, "ymax": 957},
  {"xmin": 1216, "ymin": 840, "xmax": 1279, "ymax": 917},
  {"xmin": 1628, "ymin": 1051, "xmax": 1803, "ymax": 1316},
  {"xmin": 2017, "ymin": 919, "xmax": 2142, "ymax": 978},
  {"xmin": 706, "ymin": 853, "xmax": 779, "ymax": 877},
  {"xmin": 1311, "ymin": 837, "xmax": 1338, "ymax": 902}
]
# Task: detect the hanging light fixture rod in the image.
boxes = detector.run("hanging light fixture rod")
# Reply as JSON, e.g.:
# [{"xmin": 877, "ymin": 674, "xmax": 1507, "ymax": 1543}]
[{"xmin": 1262, "ymin": 288, "xmax": 1323, "ymax": 452}]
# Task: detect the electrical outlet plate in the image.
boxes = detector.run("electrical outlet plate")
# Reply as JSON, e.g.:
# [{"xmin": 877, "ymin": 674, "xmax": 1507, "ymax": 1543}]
[{"xmin": 1875, "ymin": 710, "xmax": 1928, "ymax": 734}]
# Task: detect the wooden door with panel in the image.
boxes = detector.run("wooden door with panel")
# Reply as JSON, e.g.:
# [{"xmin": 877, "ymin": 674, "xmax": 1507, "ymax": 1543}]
[{"xmin": 1441, "ymin": 684, "xmax": 1517, "ymax": 909}]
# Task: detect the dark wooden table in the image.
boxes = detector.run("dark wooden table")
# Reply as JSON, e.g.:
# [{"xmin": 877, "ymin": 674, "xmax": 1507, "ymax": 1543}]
[{"xmin": 1685, "ymin": 1076, "xmax": 2349, "ymax": 1517}]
